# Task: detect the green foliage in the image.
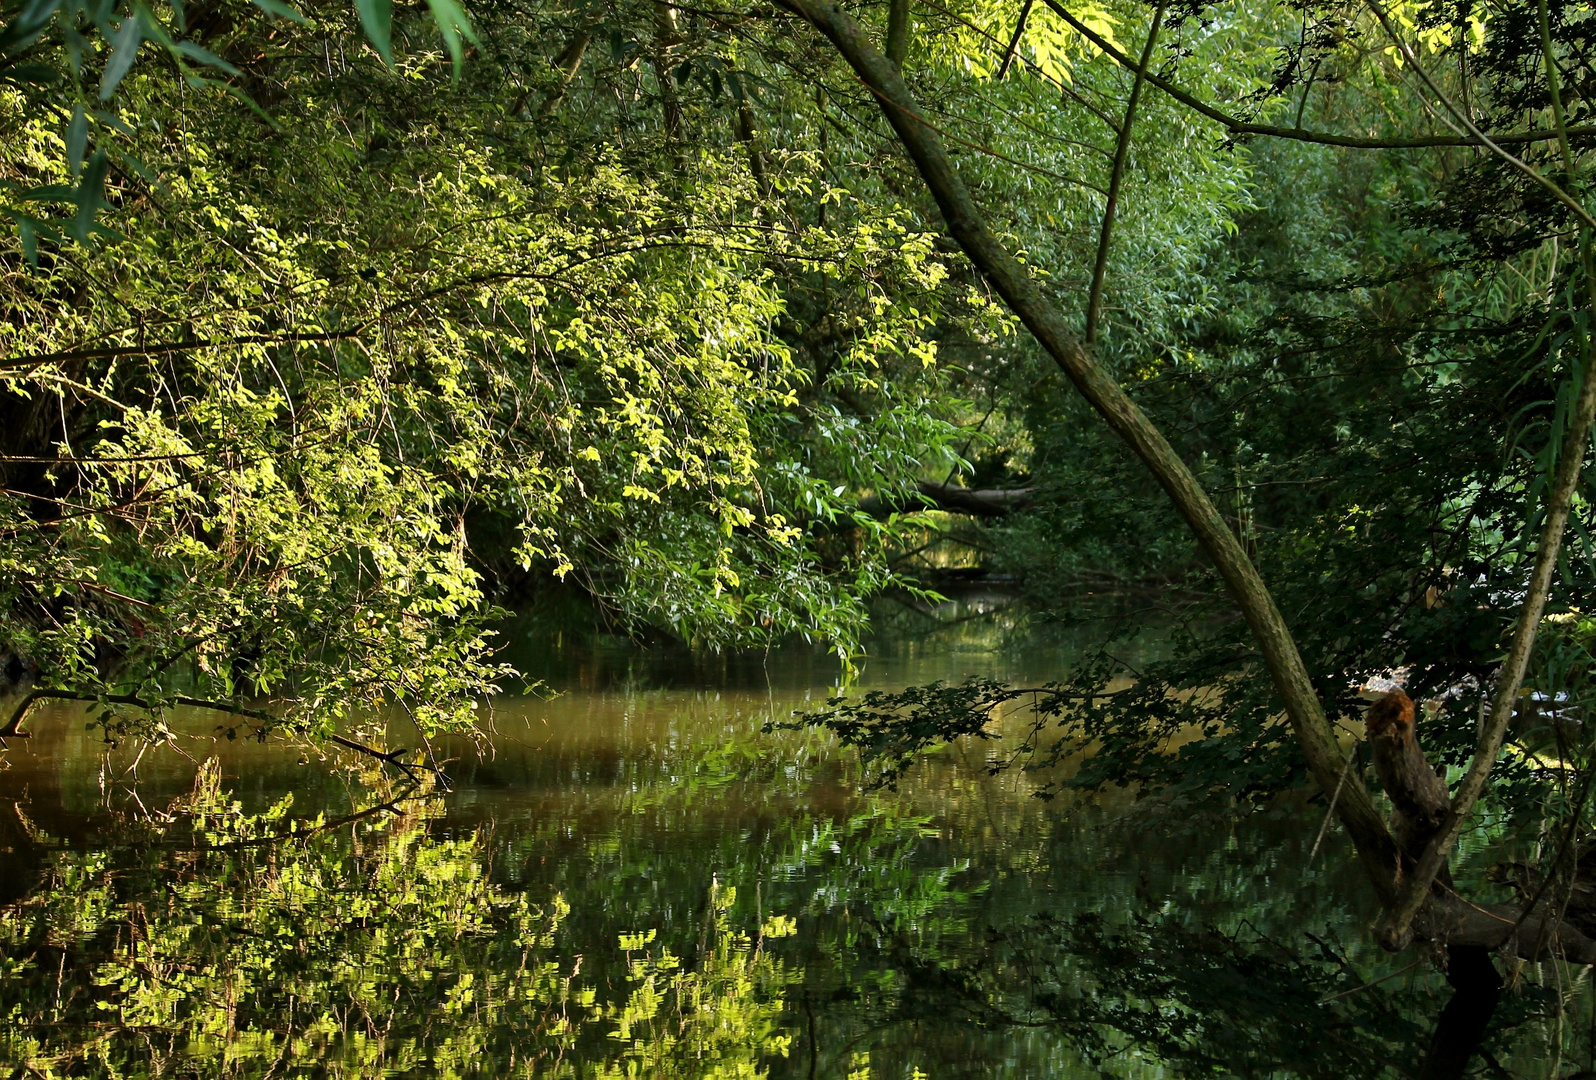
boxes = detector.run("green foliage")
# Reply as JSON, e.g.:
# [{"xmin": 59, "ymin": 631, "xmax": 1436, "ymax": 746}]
[{"xmin": 0, "ymin": 0, "xmax": 989, "ymax": 741}]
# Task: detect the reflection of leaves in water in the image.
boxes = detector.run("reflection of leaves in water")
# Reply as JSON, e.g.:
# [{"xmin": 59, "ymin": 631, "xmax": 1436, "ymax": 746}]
[
  {"xmin": 859, "ymin": 911, "xmax": 1562, "ymax": 1080},
  {"xmin": 0, "ymin": 762, "xmax": 795, "ymax": 1079},
  {"xmin": 603, "ymin": 884, "xmax": 796, "ymax": 1076}
]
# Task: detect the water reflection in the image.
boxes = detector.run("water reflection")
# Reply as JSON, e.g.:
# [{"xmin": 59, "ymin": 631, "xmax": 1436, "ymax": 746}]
[{"xmin": 0, "ymin": 591, "xmax": 1585, "ymax": 1077}]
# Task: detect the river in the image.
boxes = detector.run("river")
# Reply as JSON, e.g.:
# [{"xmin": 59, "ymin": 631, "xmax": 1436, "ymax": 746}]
[{"xmin": 0, "ymin": 591, "xmax": 1583, "ymax": 1077}]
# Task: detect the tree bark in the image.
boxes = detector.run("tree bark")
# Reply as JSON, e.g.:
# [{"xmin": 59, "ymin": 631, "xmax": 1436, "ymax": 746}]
[
  {"xmin": 734, "ymin": 98, "xmax": 771, "ymax": 200},
  {"xmin": 774, "ymin": 0, "xmax": 1401, "ymax": 895},
  {"xmin": 652, "ymin": 3, "xmax": 684, "ymax": 142},
  {"xmin": 885, "ymin": 0, "xmax": 908, "ymax": 69},
  {"xmin": 538, "ymin": 29, "xmax": 592, "ymax": 116},
  {"xmin": 1365, "ymin": 691, "xmax": 1450, "ymax": 872}
]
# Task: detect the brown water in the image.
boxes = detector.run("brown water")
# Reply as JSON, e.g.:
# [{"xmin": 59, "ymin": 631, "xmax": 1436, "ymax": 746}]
[{"xmin": 0, "ymin": 593, "xmax": 1584, "ymax": 1077}]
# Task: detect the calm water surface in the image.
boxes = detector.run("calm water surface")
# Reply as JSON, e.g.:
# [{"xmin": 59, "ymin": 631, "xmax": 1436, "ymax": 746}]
[{"xmin": 0, "ymin": 595, "xmax": 1583, "ymax": 1077}]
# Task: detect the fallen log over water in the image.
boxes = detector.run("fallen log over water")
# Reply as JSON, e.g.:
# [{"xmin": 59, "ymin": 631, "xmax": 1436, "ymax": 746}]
[{"xmin": 857, "ymin": 481, "xmax": 1034, "ymax": 519}]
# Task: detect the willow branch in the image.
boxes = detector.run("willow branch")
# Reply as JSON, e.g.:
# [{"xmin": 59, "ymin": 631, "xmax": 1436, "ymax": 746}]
[{"xmin": 1085, "ymin": 2, "xmax": 1164, "ymax": 345}]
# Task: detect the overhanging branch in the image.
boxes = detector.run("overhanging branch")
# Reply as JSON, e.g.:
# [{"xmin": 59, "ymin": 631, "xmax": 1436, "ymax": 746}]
[{"xmin": 1041, "ymin": 0, "xmax": 1596, "ymax": 152}]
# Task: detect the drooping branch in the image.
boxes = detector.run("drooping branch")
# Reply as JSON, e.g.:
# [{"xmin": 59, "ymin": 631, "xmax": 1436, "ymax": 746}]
[
  {"xmin": 773, "ymin": 0, "xmax": 1400, "ymax": 894},
  {"xmin": 0, "ymin": 689, "xmax": 442, "ymax": 778}
]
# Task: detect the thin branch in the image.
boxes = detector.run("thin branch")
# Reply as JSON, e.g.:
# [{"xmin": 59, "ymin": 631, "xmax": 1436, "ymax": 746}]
[
  {"xmin": 0, "ymin": 690, "xmax": 445, "ymax": 779},
  {"xmin": 0, "ymin": 330, "xmax": 370, "ymax": 372},
  {"xmin": 1315, "ymin": 958, "xmax": 1427, "ymax": 1005},
  {"xmin": 995, "ymin": 0, "xmax": 1033, "ymax": 81},
  {"xmin": 1085, "ymin": 2, "xmax": 1164, "ymax": 346}
]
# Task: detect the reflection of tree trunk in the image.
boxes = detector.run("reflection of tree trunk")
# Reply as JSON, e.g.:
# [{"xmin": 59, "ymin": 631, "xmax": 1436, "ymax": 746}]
[
  {"xmin": 0, "ymin": 800, "xmax": 42, "ymax": 905},
  {"xmin": 1416, "ymin": 945, "xmax": 1501, "ymax": 1080}
]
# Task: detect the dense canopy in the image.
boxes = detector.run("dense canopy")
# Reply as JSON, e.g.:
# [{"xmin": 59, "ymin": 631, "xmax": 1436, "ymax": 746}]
[{"xmin": 9, "ymin": 0, "xmax": 1596, "ymax": 1071}]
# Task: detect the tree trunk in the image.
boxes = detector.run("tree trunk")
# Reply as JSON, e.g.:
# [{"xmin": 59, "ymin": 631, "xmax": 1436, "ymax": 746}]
[
  {"xmin": 773, "ymin": 0, "xmax": 1400, "ymax": 894},
  {"xmin": 652, "ymin": 3, "xmax": 684, "ymax": 142},
  {"xmin": 538, "ymin": 29, "xmax": 592, "ymax": 116},
  {"xmin": 885, "ymin": 0, "xmax": 908, "ymax": 69}
]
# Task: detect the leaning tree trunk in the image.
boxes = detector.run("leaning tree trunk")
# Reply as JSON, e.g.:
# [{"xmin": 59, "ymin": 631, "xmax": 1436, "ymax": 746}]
[
  {"xmin": 773, "ymin": 0, "xmax": 1596, "ymax": 968},
  {"xmin": 772, "ymin": 0, "xmax": 1399, "ymax": 894}
]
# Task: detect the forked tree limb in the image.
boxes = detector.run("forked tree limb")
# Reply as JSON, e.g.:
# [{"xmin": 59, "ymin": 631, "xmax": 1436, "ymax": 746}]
[{"xmin": 772, "ymin": 0, "xmax": 1401, "ymax": 895}]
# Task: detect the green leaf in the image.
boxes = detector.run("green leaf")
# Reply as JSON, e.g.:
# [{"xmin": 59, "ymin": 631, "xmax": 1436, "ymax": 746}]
[
  {"xmin": 175, "ymin": 40, "xmax": 242, "ymax": 76},
  {"xmin": 17, "ymin": 216, "xmax": 38, "ymax": 268},
  {"xmin": 425, "ymin": 0, "xmax": 478, "ymax": 78},
  {"xmin": 72, "ymin": 149, "xmax": 108, "ymax": 240},
  {"xmin": 66, "ymin": 104, "xmax": 86, "ymax": 177},
  {"xmin": 0, "ymin": 0, "xmax": 61, "ymax": 55},
  {"xmin": 357, "ymin": 0, "xmax": 393, "ymax": 66},
  {"xmin": 0, "ymin": 63, "xmax": 62, "ymax": 86},
  {"xmin": 98, "ymin": 15, "xmax": 142, "ymax": 99},
  {"xmin": 251, "ymin": 0, "xmax": 307, "ymax": 23},
  {"xmin": 93, "ymin": 108, "xmax": 133, "ymax": 135}
]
